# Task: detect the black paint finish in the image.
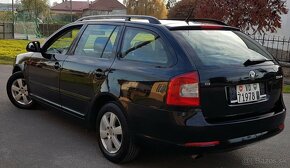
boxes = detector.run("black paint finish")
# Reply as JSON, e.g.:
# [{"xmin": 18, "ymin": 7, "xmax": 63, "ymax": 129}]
[{"xmin": 11, "ymin": 19, "xmax": 286, "ymax": 152}]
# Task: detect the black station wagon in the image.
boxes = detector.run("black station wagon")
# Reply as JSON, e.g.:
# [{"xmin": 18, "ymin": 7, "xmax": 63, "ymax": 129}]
[{"xmin": 6, "ymin": 15, "xmax": 286, "ymax": 163}]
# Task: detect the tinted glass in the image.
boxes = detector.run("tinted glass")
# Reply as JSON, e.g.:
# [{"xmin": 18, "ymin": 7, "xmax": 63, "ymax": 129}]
[
  {"xmin": 74, "ymin": 25, "xmax": 118, "ymax": 58},
  {"xmin": 103, "ymin": 27, "xmax": 120, "ymax": 59},
  {"xmin": 46, "ymin": 28, "xmax": 80, "ymax": 55},
  {"xmin": 172, "ymin": 30, "xmax": 273, "ymax": 67},
  {"xmin": 121, "ymin": 28, "xmax": 169, "ymax": 64}
]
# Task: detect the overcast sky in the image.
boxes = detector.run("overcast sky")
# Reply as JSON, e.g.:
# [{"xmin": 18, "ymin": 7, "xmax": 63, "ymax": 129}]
[{"xmin": 0, "ymin": 0, "xmax": 124, "ymax": 6}]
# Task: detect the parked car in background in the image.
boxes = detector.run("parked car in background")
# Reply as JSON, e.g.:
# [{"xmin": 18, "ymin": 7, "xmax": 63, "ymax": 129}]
[{"xmin": 6, "ymin": 15, "xmax": 286, "ymax": 163}]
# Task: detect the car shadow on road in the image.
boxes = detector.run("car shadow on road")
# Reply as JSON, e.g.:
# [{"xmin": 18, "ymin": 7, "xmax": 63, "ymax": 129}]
[
  {"xmin": 35, "ymin": 105, "xmax": 248, "ymax": 168},
  {"xmin": 122, "ymin": 146, "xmax": 247, "ymax": 168},
  {"xmin": 1, "ymin": 101, "xmax": 249, "ymax": 168}
]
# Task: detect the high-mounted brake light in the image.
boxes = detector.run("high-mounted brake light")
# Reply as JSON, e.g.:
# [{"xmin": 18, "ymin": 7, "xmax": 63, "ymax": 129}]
[
  {"xmin": 200, "ymin": 25, "xmax": 224, "ymax": 30},
  {"xmin": 166, "ymin": 72, "xmax": 200, "ymax": 106}
]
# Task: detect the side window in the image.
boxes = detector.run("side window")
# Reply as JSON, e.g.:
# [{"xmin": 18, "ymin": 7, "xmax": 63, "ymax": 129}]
[
  {"xmin": 121, "ymin": 28, "xmax": 169, "ymax": 65},
  {"xmin": 46, "ymin": 27, "xmax": 81, "ymax": 55},
  {"xmin": 74, "ymin": 25, "xmax": 119, "ymax": 58}
]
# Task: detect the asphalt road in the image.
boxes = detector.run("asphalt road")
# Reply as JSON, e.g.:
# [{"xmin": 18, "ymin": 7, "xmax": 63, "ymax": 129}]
[{"xmin": 0, "ymin": 64, "xmax": 289, "ymax": 168}]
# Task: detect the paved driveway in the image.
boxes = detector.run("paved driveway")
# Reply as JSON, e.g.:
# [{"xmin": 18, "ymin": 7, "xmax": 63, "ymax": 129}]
[{"xmin": 0, "ymin": 65, "xmax": 289, "ymax": 168}]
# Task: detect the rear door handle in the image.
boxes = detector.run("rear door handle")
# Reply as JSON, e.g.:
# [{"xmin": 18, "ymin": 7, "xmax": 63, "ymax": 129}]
[
  {"xmin": 54, "ymin": 62, "xmax": 61, "ymax": 69},
  {"xmin": 95, "ymin": 69, "xmax": 106, "ymax": 78}
]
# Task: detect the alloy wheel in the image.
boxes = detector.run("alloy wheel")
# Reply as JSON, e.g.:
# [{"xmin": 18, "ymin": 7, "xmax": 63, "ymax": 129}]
[
  {"xmin": 11, "ymin": 78, "xmax": 32, "ymax": 106},
  {"xmin": 99, "ymin": 112, "xmax": 123, "ymax": 154}
]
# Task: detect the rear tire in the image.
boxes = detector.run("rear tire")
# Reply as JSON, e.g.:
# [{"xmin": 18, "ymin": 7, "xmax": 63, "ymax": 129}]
[
  {"xmin": 6, "ymin": 71, "xmax": 35, "ymax": 109},
  {"xmin": 96, "ymin": 102, "xmax": 139, "ymax": 163}
]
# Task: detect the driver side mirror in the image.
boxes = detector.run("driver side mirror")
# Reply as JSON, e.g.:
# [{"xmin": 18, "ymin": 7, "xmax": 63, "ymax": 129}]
[{"xmin": 26, "ymin": 41, "xmax": 41, "ymax": 52}]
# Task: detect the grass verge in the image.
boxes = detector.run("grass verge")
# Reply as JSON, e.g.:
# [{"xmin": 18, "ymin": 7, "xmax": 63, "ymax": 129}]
[
  {"xmin": 283, "ymin": 85, "xmax": 290, "ymax": 94},
  {"xmin": 0, "ymin": 39, "xmax": 29, "ymax": 64}
]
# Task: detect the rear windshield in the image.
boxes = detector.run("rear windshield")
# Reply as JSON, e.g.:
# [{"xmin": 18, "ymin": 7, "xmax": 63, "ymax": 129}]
[{"xmin": 172, "ymin": 30, "xmax": 274, "ymax": 68}]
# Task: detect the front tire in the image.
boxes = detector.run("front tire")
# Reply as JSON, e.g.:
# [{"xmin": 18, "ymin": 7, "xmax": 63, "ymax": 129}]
[
  {"xmin": 96, "ymin": 102, "xmax": 139, "ymax": 163},
  {"xmin": 6, "ymin": 71, "xmax": 35, "ymax": 109}
]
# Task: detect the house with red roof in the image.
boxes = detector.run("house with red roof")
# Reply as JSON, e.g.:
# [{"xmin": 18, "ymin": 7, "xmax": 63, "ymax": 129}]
[
  {"xmin": 51, "ymin": 0, "xmax": 127, "ymax": 16},
  {"xmin": 83, "ymin": 0, "xmax": 127, "ymax": 16},
  {"xmin": 51, "ymin": 0, "xmax": 90, "ymax": 15}
]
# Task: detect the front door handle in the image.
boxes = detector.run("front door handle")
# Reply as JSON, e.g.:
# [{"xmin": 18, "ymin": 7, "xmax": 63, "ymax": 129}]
[{"xmin": 54, "ymin": 62, "xmax": 61, "ymax": 69}]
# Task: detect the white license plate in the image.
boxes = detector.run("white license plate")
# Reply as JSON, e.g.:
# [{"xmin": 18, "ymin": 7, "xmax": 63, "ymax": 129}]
[{"xmin": 236, "ymin": 83, "xmax": 260, "ymax": 103}]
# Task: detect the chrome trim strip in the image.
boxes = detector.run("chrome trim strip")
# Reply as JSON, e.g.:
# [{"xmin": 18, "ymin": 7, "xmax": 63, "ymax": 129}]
[
  {"xmin": 31, "ymin": 94, "xmax": 61, "ymax": 108},
  {"xmin": 276, "ymin": 75, "xmax": 283, "ymax": 79},
  {"xmin": 62, "ymin": 106, "xmax": 85, "ymax": 117},
  {"xmin": 30, "ymin": 94, "xmax": 85, "ymax": 117}
]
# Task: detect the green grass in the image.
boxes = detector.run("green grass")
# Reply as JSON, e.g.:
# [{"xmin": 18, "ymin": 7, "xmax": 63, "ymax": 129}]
[
  {"xmin": 0, "ymin": 39, "xmax": 46, "ymax": 64},
  {"xmin": 283, "ymin": 85, "xmax": 290, "ymax": 93},
  {"xmin": 0, "ymin": 39, "xmax": 30, "ymax": 64}
]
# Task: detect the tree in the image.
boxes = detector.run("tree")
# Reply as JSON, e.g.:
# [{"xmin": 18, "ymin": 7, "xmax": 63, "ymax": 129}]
[
  {"xmin": 166, "ymin": 0, "xmax": 177, "ymax": 9},
  {"xmin": 168, "ymin": 0, "xmax": 288, "ymax": 34},
  {"xmin": 126, "ymin": 0, "xmax": 168, "ymax": 19},
  {"xmin": 0, "ymin": 11, "xmax": 13, "ymax": 22},
  {"xmin": 21, "ymin": 0, "xmax": 49, "ymax": 20},
  {"xmin": 20, "ymin": 0, "xmax": 50, "ymax": 36},
  {"xmin": 168, "ymin": 0, "xmax": 197, "ymax": 18}
]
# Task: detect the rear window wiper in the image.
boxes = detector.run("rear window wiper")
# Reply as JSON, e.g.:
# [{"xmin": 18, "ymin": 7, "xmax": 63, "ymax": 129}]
[{"xmin": 243, "ymin": 58, "xmax": 273, "ymax": 66}]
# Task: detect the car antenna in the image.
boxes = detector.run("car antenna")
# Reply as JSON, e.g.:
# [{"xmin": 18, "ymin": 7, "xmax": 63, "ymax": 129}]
[{"xmin": 185, "ymin": 7, "xmax": 195, "ymax": 24}]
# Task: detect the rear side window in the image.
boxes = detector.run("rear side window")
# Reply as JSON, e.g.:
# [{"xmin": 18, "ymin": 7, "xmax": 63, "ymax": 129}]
[
  {"xmin": 121, "ymin": 27, "xmax": 169, "ymax": 65},
  {"xmin": 74, "ymin": 25, "xmax": 119, "ymax": 58},
  {"xmin": 172, "ymin": 30, "xmax": 273, "ymax": 68}
]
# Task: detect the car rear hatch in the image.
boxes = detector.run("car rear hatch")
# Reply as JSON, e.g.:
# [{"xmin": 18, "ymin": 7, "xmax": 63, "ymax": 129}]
[{"xmin": 172, "ymin": 28, "xmax": 284, "ymax": 122}]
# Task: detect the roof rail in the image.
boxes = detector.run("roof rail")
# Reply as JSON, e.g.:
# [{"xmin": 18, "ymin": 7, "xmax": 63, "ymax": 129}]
[
  {"xmin": 168, "ymin": 18, "xmax": 228, "ymax": 26},
  {"xmin": 76, "ymin": 15, "xmax": 161, "ymax": 24}
]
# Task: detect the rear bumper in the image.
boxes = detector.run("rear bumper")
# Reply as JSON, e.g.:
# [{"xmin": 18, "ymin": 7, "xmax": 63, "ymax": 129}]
[
  {"xmin": 179, "ymin": 123, "xmax": 283, "ymax": 154},
  {"xmin": 129, "ymin": 103, "xmax": 286, "ymax": 153}
]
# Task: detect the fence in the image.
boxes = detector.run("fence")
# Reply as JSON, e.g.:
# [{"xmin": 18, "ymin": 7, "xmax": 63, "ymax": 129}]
[
  {"xmin": 250, "ymin": 35, "xmax": 290, "ymax": 62},
  {"xmin": 39, "ymin": 23, "xmax": 64, "ymax": 37},
  {"xmin": 0, "ymin": 23, "xmax": 14, "ymax": 39}
]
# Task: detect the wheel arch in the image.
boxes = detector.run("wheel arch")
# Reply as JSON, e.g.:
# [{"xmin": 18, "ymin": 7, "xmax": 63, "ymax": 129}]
[
  {"xmin": 12, "ymin": 65, "xmax": 23, "ymax": 74},
  {"xmin": 86, "ymin": 92, "xmax": 125, "ymax": 130}
]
